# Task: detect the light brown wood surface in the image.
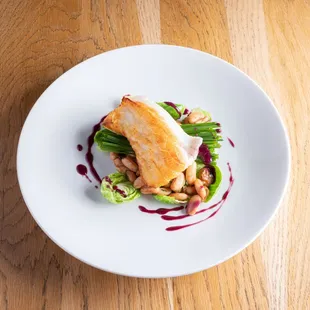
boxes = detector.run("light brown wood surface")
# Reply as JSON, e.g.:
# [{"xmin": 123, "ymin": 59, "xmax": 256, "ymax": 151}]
[{"xmin": 0, "ymin": 0, "xmax": 309, "ymax": 309}]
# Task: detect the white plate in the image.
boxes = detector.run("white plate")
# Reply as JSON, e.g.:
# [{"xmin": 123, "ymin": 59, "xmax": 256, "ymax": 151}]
[{"xmin": 17, "ymin": 45, "xmax": 290, "ymax": 278}]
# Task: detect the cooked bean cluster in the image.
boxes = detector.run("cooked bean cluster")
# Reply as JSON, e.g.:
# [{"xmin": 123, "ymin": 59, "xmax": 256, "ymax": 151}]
[{"xmin": 110, "ymin": 152, "xmax": 214, "ymax": 215}]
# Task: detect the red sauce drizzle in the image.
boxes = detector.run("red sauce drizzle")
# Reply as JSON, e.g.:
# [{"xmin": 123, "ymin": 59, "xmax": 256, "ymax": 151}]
[
  {"xmin": 85, "ymin": 116, "xmax": 107, "ymax": 183},
  {"xmin": 183, "ymin": 108, "xmax": 190, "ymax": 115},
  {"xmin": 103, "ymin": 176, "xmax": 127, "ymax": 197},
  {"xmin": 76, "ymin": 164, "xmax": 92, "ymax": 183},
  {"xmin": 139, "ymin": 205, "xmax": 184, "ymax": 215},
  {"xmin": 113, "ymin": 185, "xmax": 127, "ymax": 197},
  {"xmin": 161, "ymin": 201, "xmax": 221, "ymax": 221},
  {"xmin": 138, "ymin": 163, "xmax": 234, "ymax": 232},
  {"xmin": 77, "ymin": 144, "xmax": 83, "ymax": 151},
  {"xmin": 198, "ymin": 144, "xmax": 212, "ymax": 164},
  {"xmin": 104, "ymin": 176, "xmax": 112, "ymax": 184},
  {"xmin": 227, "ymin": 137, "xmax": 235, "ymax": 148},
  {"xmin": 164, "ymin": 101, "xmax": 182, "ymax": 118}
]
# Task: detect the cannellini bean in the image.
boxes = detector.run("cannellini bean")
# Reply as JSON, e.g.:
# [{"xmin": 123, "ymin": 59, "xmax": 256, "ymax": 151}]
[
  {"xmin": 183, "ymin": 117, "xmax": 190, "ymax": 124},
  {"xmin": 158, "ymin": 188, "xmax": 172, "ymax": 196},
  {"xmin": 126, "ymin": 170, "xmax": 137, "ymax": 183},
  {"xmin": 110, "ymin": 152, "xmax": 119, "ymax": 160},
  {"xmin": 170, "ymin": 173, "xmax": 185, "ymax": 192},
  {"xmin": 116, "ymin": 165, "xmax": 127, "ymax": 174},
  {"xmin": 186, "ymin": 162, "xmax": 197, "ymax": 185},
  {"xmin": 113, "ymin": 158, "xmax": 123, "ymax": 167},
  {"xmin": 140, "ymin": 186, "xmax": 160, "ymax": 194},
  {"xmin": 198, "ymin": 167, "xmax": 214, "ymax": 186},
  {"xmin": 196, "ymin": 115, "xmax": 210, "ymax": 123},
  {"xmin": 188, "ymin": 111, "xmax": 205, "ymax": 124},
  {"xmin": 194, "ymin": 179, "xmax": 208, "ymax": 201},
  {"xmin": 187, "ymin": 195, "xmax": 202, "ymax": 215},
  {"xmin": 205, "ymin": 186, "xmax": 210, "ymax": 200},
  {"xmin": 121, "ymin": 156, "xmax": 138, "ymax": 172},
  {"xmin": 169, "ymin": 193, "xmax": 188, "ymax": 201},
  {"xmin": 133, "ymin": 176, "xmax": 145, "ymax": 189},
  {"xmin": 184, "ymin": 186, "xmax": 197, "ymax": 195}
]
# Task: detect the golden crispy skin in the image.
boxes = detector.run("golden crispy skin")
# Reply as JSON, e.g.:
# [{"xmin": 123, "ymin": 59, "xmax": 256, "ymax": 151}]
[{"xmin": 103, "ymin": 96, "xmax": 202, "ymax": 187}]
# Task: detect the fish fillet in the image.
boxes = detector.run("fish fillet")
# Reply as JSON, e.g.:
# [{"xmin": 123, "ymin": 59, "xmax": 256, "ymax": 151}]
[{"xmin": 102, "ymin": 96, "xmax": 202, "ymax": 187}]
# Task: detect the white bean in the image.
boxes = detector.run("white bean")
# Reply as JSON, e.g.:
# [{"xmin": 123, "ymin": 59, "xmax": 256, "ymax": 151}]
[
  {"xmin": 133, "ymin": 176, "xmax": 145, "ymax": 189},
  {"xmin": 184, "ymin": 186, "xmax": 197, "ymax": 196},
  {"xmin": 196, "ymin": 115, "xmax": 210, "ymax": 123},
  {"xmin": 110, "ymin": 152, "xmax": 119, "ymax": 160},
  {"xmin": 169, "ymin": 193, "xmax": 188, "ymax": 201},
  {"xmin": 140, "ymin": 186, "xmax": 160, "ymax": 194},
  {"xmin": 113, "ymin": 158, "xmax": 123, "ymax": 168},
  {"xmin": 170, "ymin": 173, "xmax": 185, "ymax": 192},
  {"xmin": 187, "ymin": 195, "xmax": 201, "ymax": 215},
  {"xmin": 121, "ymin": 156, "xmax": 138, "ymax": 172},
  {"xmin": 194, "ymin": 179, "xmax": 208, "ymax": 201},
  {"xmin": 186, "ymin": 162, "xmax": 197, "ymax": 185},
  {"xmin": 116, "ymin": 165, "xmax": 127, "ymax": 174},
  {"xmin": 183, "ymin": 117, "xmax": 190, "ymax": 124},
  {"xmin": 188, "ymin": 111, "xmax": 205, "ymax": 124},
  {"xmin": 158, "ymin": 188, "xmax": 172, "ymax": 196},
  {"xmin": 126, "ymin": 170, "xmax": 137, "ymax": 183}
]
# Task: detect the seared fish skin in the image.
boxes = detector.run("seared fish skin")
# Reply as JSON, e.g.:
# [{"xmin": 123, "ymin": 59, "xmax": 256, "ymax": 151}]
[{"xmin": 102, "ymin": 96, "xmax": 202, "ymax": 187}]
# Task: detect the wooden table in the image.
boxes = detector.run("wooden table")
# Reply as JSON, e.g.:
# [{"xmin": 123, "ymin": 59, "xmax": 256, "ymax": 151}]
[{"xmin": 1, "ymin": 1, "xmax": 309, "ymax": 309}]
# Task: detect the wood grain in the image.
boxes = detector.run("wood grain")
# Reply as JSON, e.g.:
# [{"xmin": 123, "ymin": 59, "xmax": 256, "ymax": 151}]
[
  {"xmin": 0, "ymin": 0, "xmax": 309, "ymax": 309},
  {"xmin": 225, "ymin": 2, "xmax": 289, "ymax": 309}
]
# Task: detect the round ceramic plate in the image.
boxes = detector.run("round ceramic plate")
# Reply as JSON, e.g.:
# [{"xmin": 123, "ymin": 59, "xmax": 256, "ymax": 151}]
[{"xmin": 17, "ymin": 45, "xmax": 290, "ymax": 278}]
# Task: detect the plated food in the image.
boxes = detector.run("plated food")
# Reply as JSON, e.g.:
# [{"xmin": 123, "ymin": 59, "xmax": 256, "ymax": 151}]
[
  {"xmin": 17, "ymin": 45, "xmax": 290, "ymax": 277},
  {"xmin": 94, "ymin": 95, "xmax": 223, "ymax": 215}
]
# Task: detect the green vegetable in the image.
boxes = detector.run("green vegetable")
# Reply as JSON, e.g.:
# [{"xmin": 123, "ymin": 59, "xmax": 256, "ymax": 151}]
[
  {"xmin": 195, "ymin": 158, "xmax": 205, "ymax": 175},
  {"xmin": 101, "ymin": 172, "xmax": 141, "ymax": 204},
  {"xmin": 205, "ymin": 165, "xmax": 222, "ymax": 202},
  {"xmin": 95, "ymin": 122, "xmax": 222, "ymax": 158},
  {"xmin": 95, "ymin": 129, "xmax": 135, "ymax": 155},
  {"xmin": 153, "ymin": 194, "xmax": 187, "ymax": 205},
  {"xmin": 194, "ymin": 161, "xmax": 222, "ymax": 202},
  {"xmin": 157, "ymin": 102, "xmax": 185, "ymax": 119}
]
